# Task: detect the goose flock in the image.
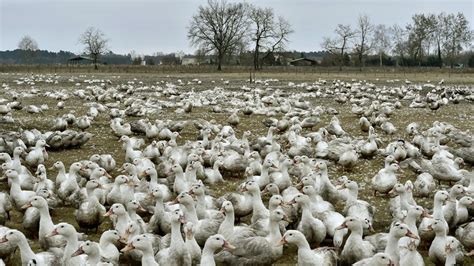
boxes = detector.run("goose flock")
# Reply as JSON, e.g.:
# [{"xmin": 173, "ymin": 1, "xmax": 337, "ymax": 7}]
[{"xmin": 0, "ymin": 73, "xmax": 473, "ymax": 266}]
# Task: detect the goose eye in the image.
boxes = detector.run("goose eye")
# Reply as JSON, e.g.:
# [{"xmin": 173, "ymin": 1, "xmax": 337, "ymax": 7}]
[
  {"xmin": 289, "ymin": 233, "xmax": 293, "ymax": 236},
  {"xmin": 216, "ymin": 237, "xmax": 220, "ymax": 240},
  {"xmin": 86, "ymin": 243, "xmax": 90, "ymax": 246},
  {"xmin": 382, "ymin": 256, "xmax": 386, "ymax": 259}
]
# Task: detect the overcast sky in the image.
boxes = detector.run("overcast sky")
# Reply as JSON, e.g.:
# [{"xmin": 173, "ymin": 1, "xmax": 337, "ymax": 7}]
[{"xmin": 1, "ymin": 0, "xmax": 472, "ymax": 55}]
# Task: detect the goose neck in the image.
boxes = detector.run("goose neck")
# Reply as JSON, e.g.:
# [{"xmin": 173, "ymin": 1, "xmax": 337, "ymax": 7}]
[
  {"xmin": 17, "ymin": 235, "xmax": 36, "ymax": 263},
  {"xmin": 182, "ymin": 203, "xmax": 199, "ymax": 224},
  {"xmin": 171, "ymin": 221, "xmax": 185, "ymax": 247}
]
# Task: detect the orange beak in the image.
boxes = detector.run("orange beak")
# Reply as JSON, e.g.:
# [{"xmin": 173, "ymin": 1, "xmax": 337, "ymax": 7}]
[{"xmin": 121, "ymin": 243, "xmax": 135, "ymax": 252}]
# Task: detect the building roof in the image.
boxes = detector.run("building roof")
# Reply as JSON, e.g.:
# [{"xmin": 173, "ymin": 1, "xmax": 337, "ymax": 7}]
[
  {"xmin": 68, "ymin": 56, "xmax": 93, "ymax": 61},
  {"xmin": 289, "ymin": 57, "xmax": 317, "ymax": 63}
]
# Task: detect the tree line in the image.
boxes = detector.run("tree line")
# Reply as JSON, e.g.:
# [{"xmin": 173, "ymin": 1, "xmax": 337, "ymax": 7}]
[
  {"xmin": 322, "ymin": 13, "xmax": 473, "ymax": 70},
  {"xmin": 10, "ymin": 0, "xmax": 474, "ymax": 70}
]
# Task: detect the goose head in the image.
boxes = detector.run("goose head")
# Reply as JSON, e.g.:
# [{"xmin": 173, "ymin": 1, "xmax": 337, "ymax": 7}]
[
  {"xmin": 270, "ymin": 209, "xmax": 289, "ymax": 223},
  {"xmin": 149, "ymin": 187, "xmax": 164, "ymax": 200},
  {"xmin": 101, "ymin": 230, "xmax": 120, "ymax": 244},
  {"xmin": 314, "ymin": 161, "xmax": 327, "ymax": 172},
  {"xmin": 387, "ymin": 163, "xmax": 400, "ymax": 172},
  {"xmin": 14, "ymin": 147, "xmax": 27, "ymax": 157},
  {"xmin": 407, "ymin": 205, "xmax": 431, "ymax": 219},
  {"xmin": 450, "ymin": 184, "xmax": 465, "ymax": 198},
  {"xmin": 48, "ymin": 223, "xmax": 76, "ymax": 238},
  {"xmin": 338, "ymin": 180, "xmax": 358, "ymax": 192},
  {"xmin": 170, "ymin": 209, "xmax": 186, "ymax": 224},
  {"xmin": 172, "ymin": 192, "xmax": 194, "ymax": 206},
  {"xmin": 0, "ymin": 229, "xmax": 25, "ymax": 244},
  {"xmin": 89, "ymin": 154, "xmax": 101, "ymax": 163},
  {"xmin": 261, "ymin": 183, "xmax": 279, "ymax": 195},
  {"xmin": 91, "ymin": 167, "xmax": 112, "ymax": 179},
  {"xmin": 21, "ymin": 195, "xmax": 48, "ymax": 210},
  {"xmin": 434, "ymin": 190, "xmax": 451, "ymax": 204},
  {"xmin": 389, "ymin": 223, "xmax": 418, "ymax": 239},
  {"xmin": 269, "ymin": 195, "xmax": 286, "ymax": 209},
  {"xmin": 388, "ymin": 183, "xmax": 405, "ymax": 198},
  {"xmin": 288, "ymin": 193, "xmax": 310, "ymax": 206},
  {"xmin": 139, "ymin": 167, "xmax": 156, "ymax": 178},
  {"xmin": 277, "ymin": 230, "xmax": 306, "ymax": 246},
  {"xmin": 35, "ymin": 164, "xmax": 46, "ymax": 176},
  {"xmin": 119, "ymin": 135, "xmax": 130, "ymax": 143},
  {"xmin": 171, "ymin": 164, "xmax": 184, "ymax": 175},
  {"xmin": 242, "ymin": 181, "xmax": 260, "ymax": 194},
  {"xmin": 189, "ymin": 181, "xmax": 205, "ymax": 196},
  {"xmin": 445, "ymin": 237, "xmax": 459, "ymax": 254},
  {"xmin": 296, "ymin": 176, "xmax": 313, "ymax": 190},
  {"xmin": 72, "ymin": 240, "xmax": 100, "ymax": 257},
  {"xmin": 385, "ymin": 155, "xmax": 397, "ymax": 165},
  {"xmin": 301, "ymin": 185, "xmax": 317, "ymax": 195},
  {"xmin": 126, "ymin": 200, "xmax": 146, "ymax": 213},
  {"xmin": 119, "ymin": 163, "xmax": 136, "ymax": 175},
  {"xmin": 262, "ymin": 159, "xmax": 276, "ymax": 169},
  {"xmin": 121, "ymin": 234, "xmax": 153, "ymax": 253},
  {"xmin": 120, "ymin": 222, "xmax": 140, "ymax": 243},
  {"xmin": 371, "ymin": 253, "xmax": 394, "ymax": 266},
  {"xmin": 113, "ymin": 175, "xmax": 129, "ymax": 186},
  {"xmin": 458, "ymin": 196, "xmax": 474, "ymax": 207},
  {"xmin": 69, "ymin": 162, "xmax": 83, "ymax": 173},
  {"xmin": 51, "ymin": 161, "xmax": 65, "ymax": 170},
  {"xmin": 35, "ymin": 139, "xmax": 48, "ymax": 148},
  {"xmin": 220, "ymin": 200, "xmax": 234, "ymax": 215},
  {"xmin": 105, "ymin": 203, "xmax": 127, "ymax": 217},
  {"xmin": 336, "ymin": 216, "xmax": 363, "ymax": 231},
  {"xmin": 204, "ymin": 234, "xmax": 235, "ymax": 251},
  {"xmin": 3, "ymin": 169, "xmax": 19, "ymax": 181},
  {"xmin": 427, "ymin": 219, "xmax": 447, "ymax": 233},
  {"xmin": 86, "ymin": 180, "xmax": 103, "ymax": 192}
]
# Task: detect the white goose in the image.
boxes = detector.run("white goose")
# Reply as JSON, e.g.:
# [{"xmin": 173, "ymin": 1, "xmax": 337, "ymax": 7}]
[
  {"xmin": 200, "ymin": 234, "xmax": 235, "ymax": 266},
  {"xmin": 47, "ymin": 223, "xmax": 87, "ymax": 265},
  {"xmin": 122, "ymin": 234, "xmax": 159, "ymax": 266},
  {"xmin": 0, "ymin": 229, "xmax": 58, "ymax": 265},
  {"xmin": 277, "ymin": 230, "xmax": 337, "ymax": 266}
]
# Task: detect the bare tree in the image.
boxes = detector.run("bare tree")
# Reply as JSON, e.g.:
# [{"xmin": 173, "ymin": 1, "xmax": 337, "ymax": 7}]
[
  {"xmin": 79, "ymin": 27, "xmax": 109, "ymax": 70},
  {"xmin": 443, "ymin": 12, "xmax": 473, "ymax": 68},
  {"xmin": 18, "ymin": 35, "xmax": 39, "ymax": 51},
  {"xmin": 390, "ymin": 24, "xmax": 408, "ymax": 66},
  {"xmin": 322, "ymin": 24, "xmax": 356, "ymax": 71},
  {"xmin": 249, "ymin": 5, "xmax": 293, "ymax": 70},
  {"xmin": 355, "ymin": 14, "xmax": 374, "ymax": 68},
  {"xmin": 431, "ymin": 13, "xmax": 447, "ymax": 68},
  {"xmin": 406, "ymin": 14, "xmax": 436, "ymax": 65},
  {"xmin": 188, "ymin": 0, "xmax": 249, "ymax": 71},
  {"xmin": 373, "ymin": 24, "xmax": 391, "ymax": 66},
  {"xmin": 18, "ymin": 35, "xmax": 39, "ymax": 63}
]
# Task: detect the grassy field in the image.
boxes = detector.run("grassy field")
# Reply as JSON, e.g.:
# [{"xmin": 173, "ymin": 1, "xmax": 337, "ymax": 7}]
[
  {"xmin": 1, "ymin": 64, "xmax": 474, "ymax": 84},
  {"xmin": 0, "ymin": 70, "xmax": 473, "ymax": 265}
]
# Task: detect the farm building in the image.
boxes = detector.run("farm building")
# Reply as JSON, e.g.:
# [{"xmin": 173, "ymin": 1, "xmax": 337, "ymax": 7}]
[
  {"xmin": 182, "ymin": 57, "xmax": 198, "ymax": 65},
  {"xmin": 67, "ymin": 56, "xmax": 94, "ymax": 65},
  {"xmin": 288, "ymin": 58, "xmax": 318, "ymax": 66}
]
